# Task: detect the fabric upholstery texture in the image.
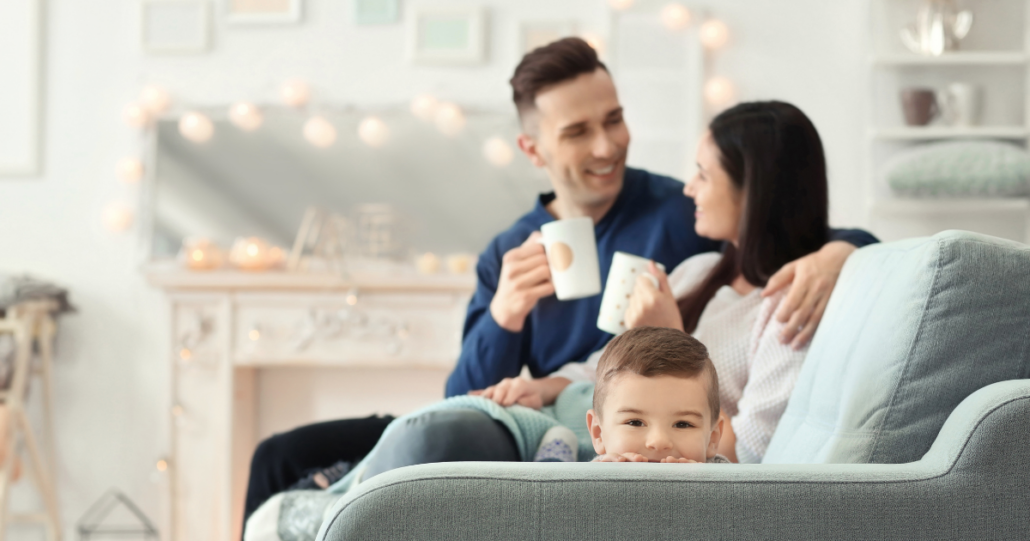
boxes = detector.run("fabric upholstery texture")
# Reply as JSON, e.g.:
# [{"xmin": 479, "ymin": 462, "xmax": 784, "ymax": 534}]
[
  {"xmin": 310, "ymin": 231, "xmax": 1030, "ymax": 540},
  {"xmin": 317, "ymin": 380, "xmax": 1030, "ymax": 540},
  {"xmin": 765, "ymin": 230, "xmax": 1030, "ymax": 464}
]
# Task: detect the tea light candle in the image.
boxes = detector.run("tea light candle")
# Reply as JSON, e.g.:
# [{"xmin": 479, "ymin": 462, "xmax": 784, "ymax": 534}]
[
  {"xmin": 230, "ymin": 237, "xmax": 283, "ymax": 271},
  {"xmin": 180, "ymin": 237, "xmax": 224, "ymax": 270},
  {"xmin": 416, "ymin": 252, "xmax": 441, "ymax": 274},
  {"xmin": 446, "ymin": 254, "xmax": 474, "ymax": 274}
]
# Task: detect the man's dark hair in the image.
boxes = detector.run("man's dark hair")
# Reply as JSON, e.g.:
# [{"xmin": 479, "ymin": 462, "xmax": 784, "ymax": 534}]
[
  {"xmin": 593, "ymin": 326, "xmax": 720, "ymax": 423},
  {"xmin": 510, "ymin": 37, "xmax": 608, "ymax": 121}
]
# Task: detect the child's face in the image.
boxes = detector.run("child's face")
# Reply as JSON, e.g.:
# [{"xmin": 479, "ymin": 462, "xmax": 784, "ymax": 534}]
[{"xmin": 587, "ymin": 373, "xmax": 722, "ymax": 462}]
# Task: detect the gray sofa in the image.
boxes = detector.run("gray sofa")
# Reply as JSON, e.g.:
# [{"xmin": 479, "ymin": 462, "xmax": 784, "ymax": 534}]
[{"xmin": 315, "ymin": 230, "xmax": 1030, "ymax": 540}]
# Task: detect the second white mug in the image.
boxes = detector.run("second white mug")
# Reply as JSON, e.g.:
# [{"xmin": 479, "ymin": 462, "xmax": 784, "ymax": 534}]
[{"xmin": 596, "ymin": 251, "xmax": 666, "ymax": 335}]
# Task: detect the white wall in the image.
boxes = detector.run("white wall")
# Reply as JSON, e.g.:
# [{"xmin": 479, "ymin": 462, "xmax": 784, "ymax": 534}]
[{"xmin": 0, "ymin": 0, "xmax": 870, "ymax": 538}]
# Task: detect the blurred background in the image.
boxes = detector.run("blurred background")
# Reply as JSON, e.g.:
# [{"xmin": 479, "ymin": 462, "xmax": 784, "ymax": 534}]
[{"xmin": 0, "ymin": 0, "xmax": 1027, "ymax": 539}]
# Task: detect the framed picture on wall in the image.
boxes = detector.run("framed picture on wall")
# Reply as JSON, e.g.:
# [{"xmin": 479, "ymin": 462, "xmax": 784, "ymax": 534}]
[
  {"xmin": 408, "ymin": 6, "xmax": 487, "ymax": 65},
  {"xmin": 354, "ymin": 0, "xmax": 398, "ymax": 25},
  {"xmin": 226, "ymin": 0, "xmax": 302, "ymax": 24},
  {"xmin": 520, "ymin": 21, "xmax": 576, "ymax": 54},
  {"xmin": 0, "ymin": 0, "xmax": 43, "ymax": 177},
  {"xmin": 141, "ymin": 0, "xmax": 211, "ymax": 54}
]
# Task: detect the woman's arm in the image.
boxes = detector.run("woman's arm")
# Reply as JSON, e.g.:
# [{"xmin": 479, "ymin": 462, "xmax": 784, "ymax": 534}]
[{"xmin": 731, "ymin": 290, "xmax": 809, "ymax": 464}]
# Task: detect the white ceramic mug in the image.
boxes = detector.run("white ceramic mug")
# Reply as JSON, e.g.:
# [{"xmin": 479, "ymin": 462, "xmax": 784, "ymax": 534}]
[
  {"xmin": 939, "ymin": 83, "xmax": 981, "ymax": 127},
  {"xmin": 539, "ymin": 217, "xmax": 601, "ymax": 301},
  {"xmin": 596, "ymin": 251, "xmax": 666, "ymax": 335}
]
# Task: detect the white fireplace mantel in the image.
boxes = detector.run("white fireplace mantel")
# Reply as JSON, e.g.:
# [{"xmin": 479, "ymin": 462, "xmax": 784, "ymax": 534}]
[{"xmin": 145, "ymin": 262, "xmax": 475, "ymax": 541}]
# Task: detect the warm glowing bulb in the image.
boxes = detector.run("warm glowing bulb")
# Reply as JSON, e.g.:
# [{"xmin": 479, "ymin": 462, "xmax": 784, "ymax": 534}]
[
  {"xmin": 410, "ymin": 94, "xmax": 439, "ymax": 121},
  {"xmin": 156, "ymin": 459, "xmax": 168, "ymax": 472},
  {"xmin": 608, "ymin": 0, "xmax": 634, "ymax": 10},
  {"xmin": 303, "ymin": 116, "xmax": 337, "ymax": 148},
  {"xmin": 358, "ymin": 116, "xmax": 389, "ymax": 148},
  {"xmin": 117, "ymin": 158, "xmax": 144, "ymax": 183},
  {"xmin": 704, "ymin": 76, "xmax": 736, "ymax": 107},
  {"xmin": 661, "ymin": 4, "xmax": 691, "ymax": 30},
  {"xmin": 123, "ymin": 104, "xmax": 150, "ymax": 128},
  {"xmin": 483, "ymin": 137, "xmax": 514, "ymax": 167},
  {"xmin": 580, "ymin": 33, "xmax": 606, "ymax": 55},
  {"xmin": 191, "ymin": 249, "xmax": 204, "ymax": 262},
  {"xmin": 434, "ymin": 103, "xmax": 466, "ymax": 137},
  {"xmin": 229, "ymin": 102, "xmax": 263, "ymax": 131},
  {"xmin": 281, "ymin": 80, "xmax": 310, "ymax": 108},
  {"xmin": 102, "ymin": 203, "xmax": 133, "ymax": 232},
  {"xmin": 248, "ymin": 329, "xmax": 261, "ymax": 341},
  {"xmin": 700, "ymin": 19, "xmax": 729, "ymax": 49},
  {"xmin": 179, "ymin": 112, "xmax": 214, "ymax": 143},
  {"xmin": 246, "ymin": 244, "xmax": 259, "ymax": 256},
  {"xmin": 140, "ymin": 85, "xmax": 171, "ymax": 115}
]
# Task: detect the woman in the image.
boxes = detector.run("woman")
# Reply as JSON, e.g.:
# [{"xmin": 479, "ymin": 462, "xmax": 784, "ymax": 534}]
[{"xmin": 483, "ymin": 100, "xmax": 831, "ymax": 463}]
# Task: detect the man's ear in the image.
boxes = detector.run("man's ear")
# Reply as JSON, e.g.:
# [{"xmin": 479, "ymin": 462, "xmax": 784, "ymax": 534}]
[
  {"xmin": 517, "ymin": 133, "xmax": 546, "ymax": 168},
  {"xmin": 706, "ymin": 414, "xmax": 724, "ymax": 459},
  {"xmin": 586, "ymin": 409, "xmax": 606, "ymax": 455}
]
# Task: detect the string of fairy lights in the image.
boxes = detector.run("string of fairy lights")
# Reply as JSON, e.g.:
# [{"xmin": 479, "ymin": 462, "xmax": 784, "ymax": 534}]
[{"xmin": 105, "ymin": 1, "xmax": 732, "ymax": 236}]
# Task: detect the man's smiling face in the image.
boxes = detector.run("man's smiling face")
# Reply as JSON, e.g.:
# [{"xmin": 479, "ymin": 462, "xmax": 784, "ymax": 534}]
[{"xmin": 520, "ymin": 68, "xmax": 631, "ymax": 212}]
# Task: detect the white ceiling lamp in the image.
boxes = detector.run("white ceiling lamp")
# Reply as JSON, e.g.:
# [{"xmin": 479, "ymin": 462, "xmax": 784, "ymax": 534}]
[
  {"xmin": 704, "ymin": 76, "xmax": 736, "ymax": 108},
  {"xmin": 117, "ymin": 158, "xmax": 144, "ymax": 184},
  {"xmin": 483, "ymin": 137, "xmax": 514, "ymax": 168},
  {"xmin": 410, "ymin": 94, "xmax": 439, "ymax": 122},
  {"xmin": 304, "ymin": 116, "xmax": 337, "ymax": 148},
  {"xmin": 434, "ymin": 102, "xmax": 466, "ymax": 137},
  {"xmin": 123, "ymin": 104, "xmax": 150, "ymax": 129},
  {"xmin": 608, "ymin": 0, "xmax": 634, "ymax": 10},
  {"xmin": 358, "ymin": 116, "xmax": 390, "ymax": 148},
  {"xmin": 700, "ymin": 19, "xmax": 729, "ymax": 49},
  {"xmin": 281, "ymin": 80, "xmax": 310, "ymax": 108},
  {"xmin": 661, "ymin": 4, "xmax": 691, "ymax": 31},
  {"xmin": 102, "ymin": 202, "xmax": 134, "ymax": 232},
  {"xmin": 179, "ymin": 111, "xmax": 215, "ymax": 143},
  {"xmin": 139, "ymin": 85, "xmax": 171, "ymax": 115},
  {"xmin": 229, "ymin": 102, "xmax": 263, "ymax": 131}
]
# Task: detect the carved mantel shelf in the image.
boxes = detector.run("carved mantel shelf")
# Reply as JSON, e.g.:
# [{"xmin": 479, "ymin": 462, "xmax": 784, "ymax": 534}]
[
  {"xmin": 143, "ymin": 261, "xmax": 477, "ymax": 292},
  {"xmin": 145, "ymin": 260, "xmax": 475, "ymax": 541}
]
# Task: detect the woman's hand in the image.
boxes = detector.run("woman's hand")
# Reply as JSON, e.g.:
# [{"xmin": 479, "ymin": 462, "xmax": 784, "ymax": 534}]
[
  {"xmin": 624, "ymin": 262, "xmax": 684, "ymax": 332},
  {"xmin": 469, "ymin": 376, "xmax": 571, "ymax": 410}
]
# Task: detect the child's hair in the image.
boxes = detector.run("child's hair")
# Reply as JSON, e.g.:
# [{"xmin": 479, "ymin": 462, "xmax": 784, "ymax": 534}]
[{"xmin": 593, "ymin": 327, "xmax": 720, "ymax": 422}]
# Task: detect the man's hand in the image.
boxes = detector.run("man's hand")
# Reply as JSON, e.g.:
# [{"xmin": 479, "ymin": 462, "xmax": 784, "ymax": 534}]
[
  {"xmin": 469, "ymin": 376, "xmax": 572, "ymax": 410},
  {"xmin": 624, "ymin": 262, "xmax": 683, "ymax": 332},
  {"xmin": 594, "ymin": 452, "xmax": 649, "ymax": 462},
  {"xmin": 489, "ymin": 232, "xmax": 554, "ymax": 333},
  {"xmin": 762, "ymin": 241, "xmax": 856, "ymax": 349}
]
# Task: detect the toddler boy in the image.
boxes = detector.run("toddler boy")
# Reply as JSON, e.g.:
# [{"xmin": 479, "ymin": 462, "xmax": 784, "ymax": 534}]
[{"xmin": 586, "ymin": 326, "xmax": 729, "ymax": 463}]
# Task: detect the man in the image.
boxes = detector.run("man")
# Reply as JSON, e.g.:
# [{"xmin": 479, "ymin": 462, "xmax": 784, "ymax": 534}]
[{"xmin": 243, "ymin": 37, "xmax": 876, "ymax": 528}]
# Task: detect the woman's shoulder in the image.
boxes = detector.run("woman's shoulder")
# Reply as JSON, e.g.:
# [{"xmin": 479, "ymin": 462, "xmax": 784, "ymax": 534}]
[{"xmin": 668, "ymin": 252, "xmax": 722, "ymax": 297}]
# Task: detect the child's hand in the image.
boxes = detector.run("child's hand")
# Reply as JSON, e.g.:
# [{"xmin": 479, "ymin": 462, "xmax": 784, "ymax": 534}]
[
  {"xmin": 595, "ymin": 452, "xmax": 649, "ymax": 462},
  {"xmin": 659, "ymin": 457, "xmax": 699, "ymax": 463}
]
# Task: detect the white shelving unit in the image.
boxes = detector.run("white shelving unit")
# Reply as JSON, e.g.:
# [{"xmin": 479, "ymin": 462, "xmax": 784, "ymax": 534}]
[{"xmin": 867, "ymin": 0, "xmax": 1030, "ymax": 244}]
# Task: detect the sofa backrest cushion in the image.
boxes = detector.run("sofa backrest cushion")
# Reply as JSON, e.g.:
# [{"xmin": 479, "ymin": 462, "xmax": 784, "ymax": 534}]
[{"xmin": 763, "ymin": 230, "xmax": 1030, "ymax": 464}]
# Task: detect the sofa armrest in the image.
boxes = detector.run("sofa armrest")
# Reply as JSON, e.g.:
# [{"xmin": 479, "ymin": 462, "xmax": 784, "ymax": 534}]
[{"xmin": 317, "ymin": 380, "xmax": 1030, "ymax": 541}]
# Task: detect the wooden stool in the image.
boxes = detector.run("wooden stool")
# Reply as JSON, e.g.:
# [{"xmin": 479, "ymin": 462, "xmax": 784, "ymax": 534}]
[{"xmin": 0, "ymin": 300, "xmax": 61, "ymax": 541}]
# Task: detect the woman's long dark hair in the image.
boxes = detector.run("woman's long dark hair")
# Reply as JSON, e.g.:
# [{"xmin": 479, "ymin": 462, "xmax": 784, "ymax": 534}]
[{"xmin": 678, "ymin": 101, "xmax": 830, "ymax": 333}]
